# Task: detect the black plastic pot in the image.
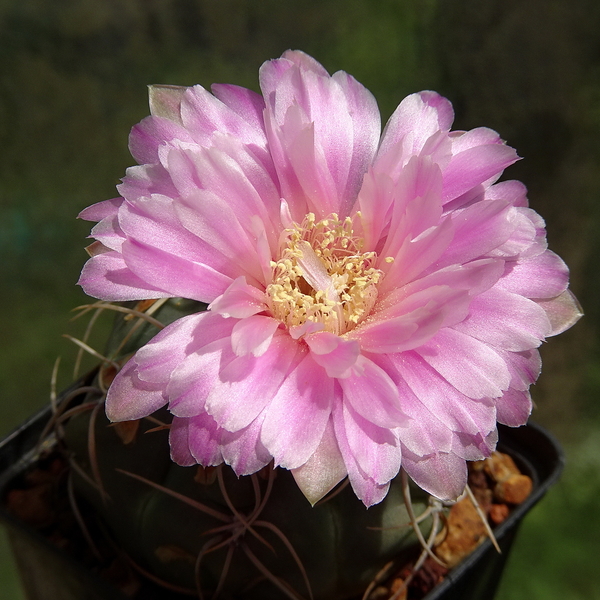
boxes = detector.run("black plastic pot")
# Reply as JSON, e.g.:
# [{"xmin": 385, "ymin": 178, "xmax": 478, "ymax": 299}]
[{"xmin": 0, "ymin": 403, "xmax": 563, "ymax": 600}]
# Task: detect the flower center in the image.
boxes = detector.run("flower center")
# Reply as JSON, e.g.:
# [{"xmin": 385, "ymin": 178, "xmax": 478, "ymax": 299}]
[{"xmin": 266, "ymin": 213, "xmax": 383, "ymax": 335}]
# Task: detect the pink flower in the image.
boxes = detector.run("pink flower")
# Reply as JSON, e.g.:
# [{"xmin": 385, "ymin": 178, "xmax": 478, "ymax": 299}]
[{"xmin": 79, "ymin": 51, "xmax": 581, "ymax": 507}]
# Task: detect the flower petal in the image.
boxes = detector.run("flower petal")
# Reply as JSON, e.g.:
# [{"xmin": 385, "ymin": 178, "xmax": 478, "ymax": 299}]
[
  {"xmin": 331, "ymin": 397, "xmax": 392, "ymax": 507},
  {"xmin": 231, "ymin": 315, "xmax": 280, "ymax": 357},
  {"xmin": 442, "ymin": 142, "xmax": 519, "ymax": 204},
  {"xmin": 205, "ymin": 332, "xmax": 299, "ymax": 431},
  {"xmin": 261, "ymin": 352, "xmax": 333, "ymax": 469},
  {"xmin": 134, "ymin": 312, "xmax": 221, "ymax": 384},
  {"xmin": 304, "ymin": 331, "xmax": 360, "ymax": 377},
  {"xmin": 495, "ymin": 388, "xmax": 533, "ymax": 427},
  {"xmin": 220, "ymin": 412, "xmax": 272, "ymax": 475},
  {"xmin": 78, "ymin": 250, "xmax": 172, "ymax": 301},
  {"xmin": 106, "ymin": 358, "xmax": 167, "ymax": 422},
  {"xmin": 169, "ymin": 417, "xmax": 196, "ymax": 466},
  {"xmin": 78, "ymin": 198, "xmax": 122, "ymax": 222},
  {"xmin": 260, "ymin": 51, "xmax": 380, "ymax": 218},
  {"xmin": 415, "ymin": 328, "xmax": 511, "ymax": 400},
  {"xmin": 402, "ymin": 448, "xmax": 467, "ymax": 502},
  {"xmin": 180, "ymin": 84, "xmax": 267, "ymax": 148},
  {"xmin": 187, "ymin": 412, "xmax": 224, "ymax": 466},
  {"xmin": 453, "ymin": 288, "xmax": 552, "ymax": 351},
  {"xmin": 497, "ymin": 250, "xmax": 570, "ymax": 298},
  {"xmin": 209, "ymin": 277, "xmax": 268, "ymax": 319},
  {"xmin": 291, "ymin": 418, "xmax": 347, "ymax": 505},
  {"xmin": 339, "ymin": 355, "xmax": 407, "ymax": 427},
  {"xmin": 536, "ymin": 289, "xmax": 583, "ymax": 335},
  {"xmin": 378, "ymin": 91, "xmax": 454, "ymax": 160},
  {"xmin": 166, "ymin": 336, "xmax": 234, "ymax": 418},
  {"xmin": 397, "ymin": 352, "xmax": 497, "ymax": 436}
]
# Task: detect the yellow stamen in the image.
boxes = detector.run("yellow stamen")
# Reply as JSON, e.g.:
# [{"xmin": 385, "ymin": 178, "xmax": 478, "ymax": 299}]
[{"xmin": 266, "ymin": 213, "xmax": 384, "ymax": 335}]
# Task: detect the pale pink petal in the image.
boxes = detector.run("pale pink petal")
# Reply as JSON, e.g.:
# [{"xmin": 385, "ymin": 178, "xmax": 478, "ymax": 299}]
[
  {"xmin": 88, "ymin": 211, "xmax": 125, "ymax": 253},
  {"xmin": 169, "ymin": 417, "xmax": 196, "ymax": 466},
  {"xmin": 330, "ymin": 69, "xmax": 381, "ymax": 215},
  {"xmin": 134, "ymin": 312, "xmax": 223, "ymax": 384},
  {"xmin": 78, "ymin": 250, "xmax": 172, "ymax": 301},
  {"xmin": 220, "ymin": 412, "xmax": 272, "ymax": 475},
  {"xmin": 442, "ymin": 143, "xmax": 519, "ymax": 204},
  {"xmin": 210, "ymin": 83, "xmax": 266, "ymax": 135},
  {"xmin": 451, "ymin": 428, "xmax": 498, "ymax": 461},
  {"xmin": 449, "ymin": 127, "xmax": 503, "ymax": 153},
  {"xmin": 536, "ymin": 290, "xmax": 583, "ymax": 335},
  {"xmin": 231, "ymin": 316, "xmax": 280, "ymax": 356},
  {"xmin": 278, "ymin": 111, "xmax": 341, "ymax": 217},
  {"xmin": 488, "ymin": 208, "xmax": 545, "ymax": 259},
  {"xmin": 378, "ymin": 91, "xmax": 454, "ymax": 160},
  {"xmin": 395, "ymin": 399, "xmax": 454, "ymax": 457},
  {"xmin": 261, "ymin": 109, "xmax": 308, "ymax": 223},
  {"xmin": 436, "ymin": 201, "xmax": 516, "ymax": 268},
  {"xmin": 496, "ymin": 348, "xmax": 541, "ymax": 392},
  {"xmin": 105, "ymin": 358, "xmax": 167, "ymax": 422},
  {"xmin": 118, "ymin": 163, "xmax": 180, "ymax": 202},
  {"xmin": 376, "ymin": 259, "xmax": 504, "ymax": 322},
  {"xmin": 291, "ymin": 419, "xmax": 347, "ymax": 505},
  {"xmin": 355, "ymin": 168, "xmax": 395, "ymax": 252},
  {"xmin": 398, "ymin": 352, "xmax": 497, "ymax": 436},
  {"xmin": 261, "ymin": 352, "xmax": 333, "ymax": 469},
  {"xmin": 357, "ymin": 287, "xmax": 470, "ymax": 354},
  {"xmin": 261, "ymin": 51, "xmax": 380, "ymax": 217},
  {"xmin": 340, "ymin": 401, "xmax": 402, "ymax": 485},
  {"xmin": 180, "ymin": 84, "xmax": 267, "ymax": 148},
  {"xmin": 166, "ymin": 337, "xmax": 235, "ymax": 418},
  {"xmin": 512, "ymin": 208, "xmax": 548, "ymax": 259},
  {"xmin": 373, "ymin": 354, "xmax": 454, "ymax": 455},
  {"xmin": 122, "ymin": 239, "xmax": 232, "ymax": 303},
  {"xmin": 304, "ymin": 332, "xmax": 360, "ymax": 377},
  {"xmin": 129, "ymin": 115, "xmax": 193, "ymax": 164},
  {"xmin": 453, "ymin": 288, "xmax": 552, "ymax": 351},
  {"xmin": 495, "ymin": 388, "xmax": 533, "ymax": 427},
  {"xmin": 174, "ymin": 138, "xmax": 280, "ymax": 248},
  {"xmin": 331, "ymin": 397, "xmax": 391, "ymax": 507},
  {"xmin": 118, "ymin": 194, "xmax": 235, "ymax": 276},
  {"xmin": 339, "ymin": 355, "xmax": 407, "ymax": 427},
  {"xmin": 402, "ymin": 448, "xmax": 467, "ymax": 501},
  {"xmin": 209, "ymin": 277, "xmax": 268, "ymax": 319},
  {"xmin": 78, "ymin": 198, "xmax": 122, "ymax": 222},
  {"xmin": 378, "ymin": 156, "xmax": 444, "ymax": 261},
  {"xmin": 187, "ymin": 412, "xmax": 224, "ymax": 466},
  {"xmin": 377, "ymin": 217, "xmax": 456, "ymax": 292},
  {"xmin": 280, "ymin": 49, "xmax": 331, "ymax": 75},
  {"xmin": 485, "ymin": 179, "xmax": 529, "ymax": 207},
  {"xmin": 415, "ymin": 328, "xmax": 511, "ymax": 400},
  {"xmin": 497, "ymin": 250, "xmax": 570, "ymax": 298},
  {"xmin": 205, "ymin": 332, "xmax": 299, "ymax": 431},
  {"xmin": 173, "ymin": 187, "xmax": 264, "ymax": 285}
]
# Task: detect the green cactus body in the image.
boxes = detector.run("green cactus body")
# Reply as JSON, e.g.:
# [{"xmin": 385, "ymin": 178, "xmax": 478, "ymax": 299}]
[{"xmin": 61, "ymin": 299, "xmax": 432, "ymax": 599}]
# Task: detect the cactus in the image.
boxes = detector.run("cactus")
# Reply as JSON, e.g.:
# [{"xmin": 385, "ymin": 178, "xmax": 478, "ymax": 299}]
[{"xmin": 56, "ymin": 298, "xmax": 433, "ymax": 600}]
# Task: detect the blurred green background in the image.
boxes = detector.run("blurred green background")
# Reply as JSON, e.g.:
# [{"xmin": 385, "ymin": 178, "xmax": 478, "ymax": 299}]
[{"xmin": 1, "ymin": 1, "xmax": 599, "ymax": 598}]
